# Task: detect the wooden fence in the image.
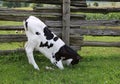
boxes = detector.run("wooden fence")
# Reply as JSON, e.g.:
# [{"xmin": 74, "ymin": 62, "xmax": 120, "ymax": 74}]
[{"xmin": 0, "ymin": 0, "xmax": 120, "ymax": 54}]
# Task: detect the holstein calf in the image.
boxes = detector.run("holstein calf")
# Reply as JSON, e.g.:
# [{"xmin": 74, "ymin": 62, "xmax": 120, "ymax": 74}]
[{"xmin": 23, "ymin": 16, "xmax": 82, "ymax": 70}]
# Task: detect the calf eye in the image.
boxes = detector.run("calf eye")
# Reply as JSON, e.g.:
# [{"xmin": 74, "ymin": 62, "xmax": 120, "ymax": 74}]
[
  {"xmin": 52, "ymin": 56, "xmax": 55, "ymax": 58},
  {"xmin": 55, "ymin": 62, "xmax": 57, "ymax": 64},
  {"xmin": 36, "ymin": 32, "xmax": 40, "ymax": 35},
  {"xmin": 53, "ymin": 37, "xmax": 58, "ymax": 41},
  {"xmin": 54, "ymin": 62, "xmax": 57, "ymax": 65}
]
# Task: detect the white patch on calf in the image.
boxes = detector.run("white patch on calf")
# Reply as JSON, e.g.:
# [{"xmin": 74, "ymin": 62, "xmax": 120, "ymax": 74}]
[{"xmin": 63, "ymin": 59, "xmax": 73, "ymax": 66}]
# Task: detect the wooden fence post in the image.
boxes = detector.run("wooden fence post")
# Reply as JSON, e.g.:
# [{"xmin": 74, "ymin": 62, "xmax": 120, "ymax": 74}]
[{"xmin": 62, "ymin": 0, "xmax": 70, "ymax": 45}]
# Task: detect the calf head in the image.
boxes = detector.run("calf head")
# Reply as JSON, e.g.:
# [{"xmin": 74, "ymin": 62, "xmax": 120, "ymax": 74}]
[{"xmin": 54, "ymin": 45, "xmax": 82, "ymax": 66}]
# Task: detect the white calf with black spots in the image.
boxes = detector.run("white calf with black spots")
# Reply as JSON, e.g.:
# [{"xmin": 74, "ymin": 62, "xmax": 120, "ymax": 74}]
[{"xmin": 23, "ymin": 16, "xmax": 82, "ymax": 70}]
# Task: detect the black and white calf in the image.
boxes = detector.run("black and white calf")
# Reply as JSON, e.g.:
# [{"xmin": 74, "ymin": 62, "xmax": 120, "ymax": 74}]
[{"xmin": 23, "ymin": 16, "xmax": 82, "ymax": 70}]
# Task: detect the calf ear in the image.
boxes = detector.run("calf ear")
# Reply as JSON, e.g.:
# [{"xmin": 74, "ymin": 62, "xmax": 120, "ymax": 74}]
[
  {"xmin": 24, "ymin": 21, "xmax": 28, "ymax": 31},
  {"xmin": 25, "ymin": 22, "xmax": 28, "ymax": 28}
]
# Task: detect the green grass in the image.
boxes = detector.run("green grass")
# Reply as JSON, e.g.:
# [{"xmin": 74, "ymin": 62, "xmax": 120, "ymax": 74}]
[
  {"xmin": 13, "ymin": 7, "xmax": 33, "ymax": 10},
  {"xmin": 0, "ymin": 21, "xmax": 22, "ymax": 26},
  {"xmin": 74, "ymin": 12, "xmax": 120, "ymax": 20},
  {"xmin": 0, "ymin": 47, "xmax": 120, "ymax": 84},
  {"xmin": 84, "ymin": 36, "xmax": 120, "ymax": 42},
  {"xmin": 85, "ymin": 12, "xmax": 120, "ymax": 20},
  {"xmin": 0, "ymin": 20, "xmax": 23, "ymax": 35},
  {"xmin": 0, "ymin": 42, "xmax": 24, "ymax": 50},
  {"xmin": 0, "ymin": 37, "xmax": 120, "ymax": 84}
]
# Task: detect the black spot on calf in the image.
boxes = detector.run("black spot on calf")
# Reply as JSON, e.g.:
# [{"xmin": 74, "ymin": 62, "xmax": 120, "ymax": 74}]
[
  {"xmin": 39, "ymin": 41, "xmax": 53, "ymax": 49},
  {"xmin": 52, "ymin": 56, "xmax": 55, "ymax": 58},
  {"xmin": 48, "ymin": 43, "xmax": 53, "ymax": 48},
  {"xmin": 44, "ymin": 27, "xmax": 54, "ymax": 40},
  {"xmin": 40, "ymin": 41, "xmax": 48, "ymax": 47},
  {"xmin": 36, "ymin": 32, "xmax": 40, "ymax": 35},
  {"xmin": 53, "ymin": 37, "xmax": 58, "ymax": 41}
]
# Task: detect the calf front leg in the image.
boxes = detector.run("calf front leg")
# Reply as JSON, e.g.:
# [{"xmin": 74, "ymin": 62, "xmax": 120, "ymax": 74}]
[{"xmin": 25, "ymin": 42, "xmax": 40, "ymax": 70}]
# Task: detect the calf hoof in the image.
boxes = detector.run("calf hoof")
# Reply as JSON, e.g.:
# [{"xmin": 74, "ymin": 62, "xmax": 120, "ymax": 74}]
[{"xmin": 34, "ymin": 66, "xmax": 40, "ymax": 70}]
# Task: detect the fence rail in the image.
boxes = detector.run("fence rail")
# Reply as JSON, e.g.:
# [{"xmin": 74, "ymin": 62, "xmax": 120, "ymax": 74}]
[
  {"xmin": 71, "ymin": 7, "xmax": 120, "ymax": 13},
  {"xmin": 86, "ymin": 0, "xmax": 120, "ymax": 2},
  {"xmin": 4, "ymin": 0, "xmax": 87, "ymax": 7},
  {"xmin": 82, "ymin": 41, "xmax": 120, "ymax": 47},
  {"xmin": 1, "ymin": 26, "xmax": 120, "ymax": 36}
]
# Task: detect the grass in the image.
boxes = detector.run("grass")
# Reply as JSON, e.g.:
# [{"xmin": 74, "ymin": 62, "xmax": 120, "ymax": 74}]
[
  {"xmin": 13, "ymin": 7, "xmax": 33, "ymax": 10},
  {"xmin": 74, "ymin": 12, "xmax": 120, "ymax": 20},
  {"xmin": 0, "ymin": 42, "xmax": 24, "ymax": 50},
  {"xmin": 85, "ymin": 12, "xmax": 120, "ymax": 20},
  {"xmin": 0, "ymin": 47, "xmax": 120, "ymax": 84},
  {"xmin": 84, "ymin": 36, "xmax": 120, "ymax": 42},
  {"xmin": 0, "ymin": 21, "xmax": 22, "ymax": 26}
]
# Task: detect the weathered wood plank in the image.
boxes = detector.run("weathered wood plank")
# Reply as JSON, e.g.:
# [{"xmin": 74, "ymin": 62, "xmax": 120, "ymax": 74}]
[
  {"xmin": 0, "ymin": 26, "xmax": 23, "ymax": 30},
  {"xmin": 0, "ymin": 14, "xmax": 61, "ymax": 21},
  {"xmin": 45, "ymin": 20, "xmax": 120, "ymax": 27},
  {"xmin": 0, "ymin": 26, "xmax": 120, "ymax": 36},
  {"xmin": 87, "ymin": 0, "xmax": 120, "ymax": 2},
  {"xmin": 4, "ymin": 0, "xmax": 87, "ymax": 7},
  {"xmin": 0, "ymin": 8, "xmax": 61, "ymax": 16},
  {"xmin": 70, "ymin": 35, "xmax": 83, "ymax": 46},
  {"xmin": 70, "ymin": 20, "xmax": 120, "ymax": 26},
  {"xmin": 71, "ymin": 1, "xmax": 87, "ymax": 7},
  {"xmin": 70, "ymin": 39, "xmax": 120, "ymax": 47},
  {"xmin": 0, "ymin": 8, "xmax": 62, "ymax": 21},
  {"xmin": 82, "ymin": 41, "xmax": 120, "ymax": 47},
  {"xmin": 71, "ymin": 14, "xmax": 86, "ymax": 20},
  {"xmin": 1, "ymin": 7, "xmax": 119, "ymax": 17},
  {"xmin": 0, "ymin": 14, "xmax": 85, "ymax": 21},
  {"xmin": 0, "ymin": 48, "xmax": 25, "ymax": 55},
  {"xmin": 0, "ymin": 8, "xmax": 86, "ymax": 21},
  {"xmin": 33, "ymin": 7, "xmax": 62, "ymax": 13},
  {"xmin": 0, "ymin": 34, "xmax": 27, "ymax": 42},
  {"xmin": 4, "ymin": 0, "xmax": 63, "ymax": 4},
  {"xmin": 71, "ymin": 7, "xmax": 120, "ymax": 13},
  {"xmin": 71, "ymin": 28, "xmax": 120, "ymax": 36},
  {"xmin": 62, "ymin": 0, "xmax": 70, "ymax": 45}
]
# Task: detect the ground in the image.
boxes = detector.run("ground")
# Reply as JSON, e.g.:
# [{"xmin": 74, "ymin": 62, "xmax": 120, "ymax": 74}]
[{"xmin": 0, "ymin": 47, "xmax": 120, "ymax": 84}]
